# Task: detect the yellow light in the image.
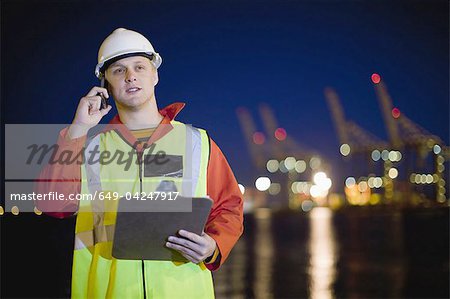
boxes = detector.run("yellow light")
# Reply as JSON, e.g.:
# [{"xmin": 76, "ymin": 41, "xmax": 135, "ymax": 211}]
[
  {"xmin": 388, "ymin": 168, "xmax": 398, "ymax": 179},
  {"xmin": 358, "ymin": 181, "xmax": 368, "ymax": 192},
  {"xmin": 34, "ymin": 207, "xmax": 42, "ymax": 216},
  {"xmin": 295, "ymin": 160, "xmax": 307, "ymax": 173},
  {"xmin": 414, "ymin": 174, "xmax": 421, "ymax": 184},
  {"xmin": 255, "ymin": 177, "xmax": 271, "ymax": 191},
  {"xmin": 0, "ymin": 206, "xmax": 3, "ymax": 216},
  {"xmin": 238, "ymin": 184, "xmax": 245, "ymax": 195},
  {"xmin": 266, "ymin": 160, "xmax": 279, "ymax": 173},
  {"xmin": 433, "ymin": 174, "xmax": 439, "ymax": 183},
  {"xmin": 426, "ymin": 175, "xmax": 433, "ymax": 184},
  {"xmin": 420, "ymin": 174, "xmax": 427, "ymax": 184},
  {"xmin": 410, "ymin": 173, "xmax": 416, "ymax": 183},
  {"xmin": 437, "ymin": 165, "xmax": 445, "ymax": 173},
  {"xmin": 11, "ymin": 206, "xmax": 19, "ymax": 215},
  {"xmin": 437, "ymin": 156, "xmax": 445, "ymax": 164},
  {"xmin": 340, "ymin": 144, "xmax": 351, "ymax": 156}
]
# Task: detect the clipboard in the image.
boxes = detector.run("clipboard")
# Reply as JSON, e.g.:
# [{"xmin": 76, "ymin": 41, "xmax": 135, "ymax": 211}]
[{"xmin": 112, "ymin": 196, "xmax": 213, "ymax": 261}]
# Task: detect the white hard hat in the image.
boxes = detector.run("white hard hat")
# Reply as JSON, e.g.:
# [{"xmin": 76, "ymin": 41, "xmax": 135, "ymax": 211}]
[{"xmin": 95, "ymin": 28, "xmax": 162, "ymax": 78}]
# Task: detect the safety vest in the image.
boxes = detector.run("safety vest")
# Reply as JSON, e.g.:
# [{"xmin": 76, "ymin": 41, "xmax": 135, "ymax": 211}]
[{"xmin": 72, "ymin": 121, "xmax": 214, "ymax": 299}]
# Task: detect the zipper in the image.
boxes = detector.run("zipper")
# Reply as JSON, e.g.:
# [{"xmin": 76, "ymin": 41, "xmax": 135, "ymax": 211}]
[
  {"xmin": 136, "ymin": 147, "xmax": 146, "ymax": 299},
  {"xmin": 142, "ymin": 260, "xmax": 146, "ymax": 299}
]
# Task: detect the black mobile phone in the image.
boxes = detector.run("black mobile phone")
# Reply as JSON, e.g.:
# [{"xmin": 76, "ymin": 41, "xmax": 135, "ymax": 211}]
[{"xmin": 99, "ymin": 77, "xmax": 108, "ymax": 110}]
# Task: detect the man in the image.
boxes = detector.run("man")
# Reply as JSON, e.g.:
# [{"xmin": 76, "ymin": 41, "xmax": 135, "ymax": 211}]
[{"xmin": 36, "ymin": 28, "xmax": 243, "ymax": 298}]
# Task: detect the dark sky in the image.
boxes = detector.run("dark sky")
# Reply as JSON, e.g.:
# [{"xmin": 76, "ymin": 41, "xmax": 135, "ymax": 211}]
[{"xmin": 2, "ymin": 0, "xmax": 448, "ymax": 187}]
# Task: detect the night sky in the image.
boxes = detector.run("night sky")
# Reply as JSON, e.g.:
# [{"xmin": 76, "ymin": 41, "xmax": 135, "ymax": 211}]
[{"xmin": 2, "ymin": 0, "xmax": 448, "ymax": 188}]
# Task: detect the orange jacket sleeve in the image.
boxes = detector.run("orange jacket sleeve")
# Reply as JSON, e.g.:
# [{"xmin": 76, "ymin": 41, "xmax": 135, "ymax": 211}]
[
  {"xmin": 34, "ymin": 127, "xmax": 85, "ymax": 218},
  {"xmin": 204, "ymin": 138, "xmax": 244, "ymax": 271}
]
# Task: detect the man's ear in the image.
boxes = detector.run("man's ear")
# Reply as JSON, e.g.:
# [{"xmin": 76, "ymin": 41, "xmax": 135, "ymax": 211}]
[{"xmin": 154, "ymin": 71, "xmax": 159, "ymax": 86}]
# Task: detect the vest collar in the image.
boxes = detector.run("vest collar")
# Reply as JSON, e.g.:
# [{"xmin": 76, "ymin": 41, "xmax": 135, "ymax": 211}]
[{"xmin": 103, "ymin": 102, "xmax": 186, "ymax": 149}]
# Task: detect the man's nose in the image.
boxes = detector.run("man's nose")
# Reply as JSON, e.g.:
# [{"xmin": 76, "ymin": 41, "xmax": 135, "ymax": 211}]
[{"xmin": 125, "ymin": 70, "xmax": 137, "ymax": 82}]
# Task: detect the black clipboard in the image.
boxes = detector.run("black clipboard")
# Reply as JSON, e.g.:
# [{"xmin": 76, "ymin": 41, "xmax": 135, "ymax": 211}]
[{"xmin": 112, "ymin": 196, "xmax": 213, "ymax": 261}]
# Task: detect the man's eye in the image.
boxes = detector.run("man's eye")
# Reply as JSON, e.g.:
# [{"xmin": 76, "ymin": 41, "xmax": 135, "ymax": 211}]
[
  {"xmin": 113, "ymin": 68, "xmax": 124, "ymax": 74},
  {"xmin": 137, "ymin": 65, "xmax": 145, "ymax": 70}
]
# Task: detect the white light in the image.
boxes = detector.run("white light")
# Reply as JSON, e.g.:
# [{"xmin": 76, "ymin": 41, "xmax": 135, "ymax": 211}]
[
  {"xmin": 268, "ymin": 183, "xmax": 281, "ymax": 195},
  {"xmin": 396, "ymin": 151, "xmax": 402, "ymax": 161},
  {"xmin": 255, "ymin": 177, "xmax": 271, "ymax": 191},
  {"xmin": 426, "ymin": 174, "xmax": 433, "ymax": 184},
  {"xmin": 372, "ymin": 150, "xmax": 381, "ymax": 161},
  {"xmin": 301, "ymin": 200, "xmax": 314, "ymax": 212},
  {"xmin": 291, "ymin": 182, "xmax": 298, "ymax": 194},
  {"xmin": 368, "ymin": 177, "xmax": 375, "ymax": 188},
  {"xmin": 322, "ymin": 178, "xmax": 332, "ymax": 190},
  {"xmin": 238, "ymin": 184, "xmax": 245, "ymax": 195},
  {"xmin": 340, "ymin": 144, "xmax": 351, "ymax": 156},
  {"xmin": 279, "ymin": 160, "xmax": 288, "ymax": 173},
  {"xmin": 388, "ymin": 151, "xmax": 397, "ymax": 162},
  {"xmin": 420, "ymin": 174, "xmax": 427, "ymax": 184},
  {"xmin": 285, "ymin": 157, "xmax": 296, "ymax": 171},
  {"xmin": 345, "ymin": 177, "xmax": 356, "ymax": 187},
  {"xmin": 313, "ymin": 172, "xmax": 327, "ymax": 184},
  {"xmin": 381, "ymin": 150, "xmax": 389, "ymax": 161},
  {"xmin": 309, "ymin": 157, "xmax": 321, "ymax": 170},
  {"xmin": 295, "ymin": 160, "xmax": 307, "ymax": 173},
  {"xmin": 388, "ymin": 168, "xmax": 398, "ymax": 179},
  {"xmin": 433, "ymin": 145, "xmax": 442, "ymax": 154},
  {"xmin": 266, "ymin": 160, "xmax": 279, "ymax": 173},
  {"xmin": 374, "ymin": 177, "xmax": 383, "ymax": 188},
  {"xmin": 310, "ymin": 185, "xmax": 321, "ymax": 198},
  {"xmin": 295, "ymin": 182, "xmax": 309, "ymax": 194}
]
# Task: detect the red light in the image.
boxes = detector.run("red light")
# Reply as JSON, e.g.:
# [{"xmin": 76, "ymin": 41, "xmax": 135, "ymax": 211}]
[
  {"xmin": 371, "ymin": 73, "xmax": 381, "ymax": 84},
  {"xmin": 392, "ymin": 107, "xmax": 400, "ymax": 119},
  {"xmin": 274, "ymin": 128, "xmax": 287, "ymax": 141},
  {"xmin": 253, "ymin": 132, "xmax": 265, "ymax": 144}
]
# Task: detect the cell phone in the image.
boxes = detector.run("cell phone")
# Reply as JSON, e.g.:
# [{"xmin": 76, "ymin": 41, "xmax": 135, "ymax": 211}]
[{"xmin": 98, "ymin": 77, "xmax": 108, "ymax": 110}]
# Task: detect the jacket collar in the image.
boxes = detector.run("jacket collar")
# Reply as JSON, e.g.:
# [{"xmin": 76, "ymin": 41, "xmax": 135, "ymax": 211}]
[{"xmin": 103, "ymin": 102, "xmax": 186, "ymax": 150}]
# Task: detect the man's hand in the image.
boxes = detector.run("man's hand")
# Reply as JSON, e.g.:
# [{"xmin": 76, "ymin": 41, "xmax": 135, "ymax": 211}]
[
  {"xmin": 166, "ymin": 230, "xmax": 217, "ymax": 264},
  {"xmin": 68, "ymin": 86, "xmax": 112, "ymax": 139}
]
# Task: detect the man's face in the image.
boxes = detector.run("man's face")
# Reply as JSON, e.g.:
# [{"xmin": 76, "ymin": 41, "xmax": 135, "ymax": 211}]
[{"xmin": 105, "ymin": 56, "xmax": 158, "ymax": 111}]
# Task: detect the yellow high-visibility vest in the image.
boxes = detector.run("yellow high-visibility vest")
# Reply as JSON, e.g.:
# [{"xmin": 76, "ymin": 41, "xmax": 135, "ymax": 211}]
[{"xmin": 72, "ymin": 121, "xmax": 214, "ymax": 299}]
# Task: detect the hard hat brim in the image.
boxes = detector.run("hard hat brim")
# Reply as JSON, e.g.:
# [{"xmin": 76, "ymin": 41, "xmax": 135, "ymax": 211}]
[{"xmin": 95, "ymin": 52, "xmax": 162, "ymax": 78}]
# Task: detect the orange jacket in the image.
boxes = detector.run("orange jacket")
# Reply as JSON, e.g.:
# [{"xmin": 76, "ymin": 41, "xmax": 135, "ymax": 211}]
[{"xmin": 35, "ymin": 102, "xmax": 244, "ymax": 271}]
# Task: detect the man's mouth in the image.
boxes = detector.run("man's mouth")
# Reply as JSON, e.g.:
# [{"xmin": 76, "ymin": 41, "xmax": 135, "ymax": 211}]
[{"xmin": 126, "ymin": 87, "xmax": 141, "ymax": 93}]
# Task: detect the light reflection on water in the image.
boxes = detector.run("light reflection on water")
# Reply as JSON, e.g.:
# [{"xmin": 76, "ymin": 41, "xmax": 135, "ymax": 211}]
[
  {"xmin": 308, "ymin": 207, "xmax": 337, "ymax": 299},
  {"xmin": 213, "ymin": 205, "xmax": 449, "ymax": 299}
]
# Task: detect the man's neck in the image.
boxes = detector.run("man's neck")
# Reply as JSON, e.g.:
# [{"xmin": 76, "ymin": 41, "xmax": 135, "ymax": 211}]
[{"xmin": 117, "ymin": 98, "xmax": 164, "ymax": 130}]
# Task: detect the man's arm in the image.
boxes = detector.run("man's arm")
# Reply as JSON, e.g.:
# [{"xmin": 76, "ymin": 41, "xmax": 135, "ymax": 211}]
[
  {"xmin": 35, "ymin": 86, "xmax": 112, "ymax": 218},
  {"xmin": 34, "ymin": 128, "xmax": 85, "ymax": 218},
  {"xmin": 203, "ymin": 138, "xmax": 244, "ymax": 271},
  {"xmin": 165, "ymin": 138, "xmax": 244, "ymax": 269}
]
